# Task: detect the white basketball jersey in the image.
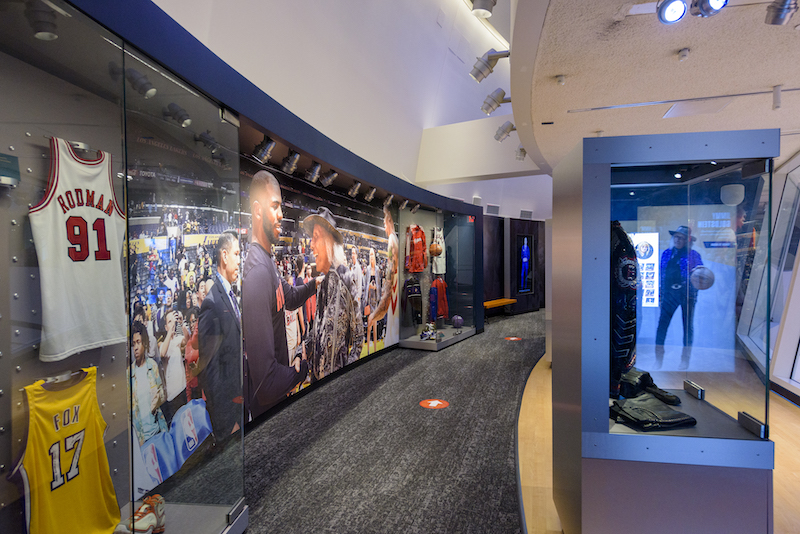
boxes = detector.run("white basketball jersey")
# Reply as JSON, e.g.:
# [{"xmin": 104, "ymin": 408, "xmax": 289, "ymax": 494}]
[
  {"xmin": 431, "ymin": 227, "xmax": 446, "ymax": 275},
  {"xmin": 29, "ymin": 137, "xmax": 126, "ymax": 361}
]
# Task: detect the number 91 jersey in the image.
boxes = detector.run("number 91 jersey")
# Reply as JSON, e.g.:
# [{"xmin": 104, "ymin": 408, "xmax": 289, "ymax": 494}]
[
  {"xmin": 8, "ymin": 367, "xmax": 120, "ymax": 534},
  {"xmin": 29, "ymin": 137, "xmax": 126, "ymax": 361}
]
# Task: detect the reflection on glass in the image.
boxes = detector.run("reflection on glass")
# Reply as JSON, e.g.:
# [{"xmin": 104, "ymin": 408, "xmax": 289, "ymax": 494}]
[
  {"xmin": 610, "ymin": 161, "xmax": 771, "ymax": 435},
  {"xmin": 124, "ymin": 43, "xmax": 243, "ymax": 529}
]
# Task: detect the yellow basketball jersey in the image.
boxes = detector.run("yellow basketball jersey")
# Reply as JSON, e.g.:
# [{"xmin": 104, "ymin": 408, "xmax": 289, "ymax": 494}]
[{"xmin": 9, "ymin": 367, "xmax": 120, "ymax": 534}]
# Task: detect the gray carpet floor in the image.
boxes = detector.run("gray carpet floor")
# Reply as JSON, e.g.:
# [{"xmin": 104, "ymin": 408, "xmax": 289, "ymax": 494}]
[{"xmin": 243, "ymin": 311, "xmax": 545, "ymax": 534}]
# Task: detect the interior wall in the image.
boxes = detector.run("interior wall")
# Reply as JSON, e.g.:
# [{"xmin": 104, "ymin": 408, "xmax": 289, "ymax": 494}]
[
  {"xmin": 483, "ymin": 215, "xmax": 504, "ymax": 301},
  {"xmin": 426, "ymin": 174, "xmax": 553, "ymax": 221},
  {"xmin": 151, "ymin": 0, "xmax": 512, "ymax": 183}
]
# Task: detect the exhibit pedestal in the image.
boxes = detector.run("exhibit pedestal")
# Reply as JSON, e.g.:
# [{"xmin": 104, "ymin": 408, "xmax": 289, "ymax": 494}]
[
  {"xmin": 399, "ymin": 326, "xmax": 476, "ymax": 351},
  {"xmin": 551, "ymin": 130, "xmax": 778, "ymax": 534}
]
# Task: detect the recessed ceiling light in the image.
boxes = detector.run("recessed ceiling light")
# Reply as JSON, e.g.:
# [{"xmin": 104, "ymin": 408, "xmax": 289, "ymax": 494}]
[{"xmin": 674, "ymin": 173, "xmax": 682, "ymax": 179}]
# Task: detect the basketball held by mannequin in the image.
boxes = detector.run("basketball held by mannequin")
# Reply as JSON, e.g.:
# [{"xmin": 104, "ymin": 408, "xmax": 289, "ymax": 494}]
[{"xmin": 690, "ymin": 266, "xmax": 714, "ymax": 290}]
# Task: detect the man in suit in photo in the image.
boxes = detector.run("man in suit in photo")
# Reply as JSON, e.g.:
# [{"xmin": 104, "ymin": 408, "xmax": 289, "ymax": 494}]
[{"xmin": 198, "ymin": 229, "xmax": 242, "ymax": 439}]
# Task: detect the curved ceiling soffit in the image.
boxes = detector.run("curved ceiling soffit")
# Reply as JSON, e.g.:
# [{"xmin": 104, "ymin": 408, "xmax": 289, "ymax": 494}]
[{"xmin": 510, "ymin": 0, "xmax": 552, "ymax": 175}]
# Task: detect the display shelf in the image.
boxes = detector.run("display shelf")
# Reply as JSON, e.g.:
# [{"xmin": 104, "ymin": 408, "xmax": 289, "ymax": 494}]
[{"xmin": 399, "ymin": 325, "xmax": 476, "ymax": 351}]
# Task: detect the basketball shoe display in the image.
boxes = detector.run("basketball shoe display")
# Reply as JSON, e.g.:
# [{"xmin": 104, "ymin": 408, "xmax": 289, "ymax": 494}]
[{"xmin": 114, "ymin": 494, "xmax": 166, "ymax": 534}]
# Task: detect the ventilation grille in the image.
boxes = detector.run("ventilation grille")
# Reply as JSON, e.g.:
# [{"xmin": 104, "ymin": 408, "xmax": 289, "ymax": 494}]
[
  {"xmin": 520, "ymin": 209, "xmax": 533, "ymax": 220},
  {"xmin": 486, "ymin": 204, "xmax": 500, "ymax": 216}
]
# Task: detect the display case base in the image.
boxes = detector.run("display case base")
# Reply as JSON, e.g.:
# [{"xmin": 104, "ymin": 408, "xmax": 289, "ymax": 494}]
[
  {"xmin": 119, "ymin": 502, "xmax": 247, "ymax": 534},
  {"xmin": 399, "ymin": 325, "xmax": 475, "ymax": 351}
]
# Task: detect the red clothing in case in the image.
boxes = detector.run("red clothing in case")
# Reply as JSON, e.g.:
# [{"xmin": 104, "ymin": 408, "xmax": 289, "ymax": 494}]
[
  {"xmin": 405, "ymin": 225, "xmax": 428, "ymax": 273},
  {"xmin": 431, "ymin": 277, "xmax": 448, "ymax": 319}
]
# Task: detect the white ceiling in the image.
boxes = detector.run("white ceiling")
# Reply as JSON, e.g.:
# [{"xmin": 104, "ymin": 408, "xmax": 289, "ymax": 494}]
[{"xmin": 514, "ymin": 0, "xmax": 800, "ymax": 173}]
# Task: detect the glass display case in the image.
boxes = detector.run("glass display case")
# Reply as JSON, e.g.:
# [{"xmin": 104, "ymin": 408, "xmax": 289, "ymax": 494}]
[
  {"xmin": 610, "ymin": 159, "xmax": 772, "ymax": 436},
  {"xmin": 397, "ymin": 209, "xmax": 476, "ymax": 350},
  {"xmin": 0, "ymin": 3, "xmax": 246, "ymax": 533},
  {"xmin": 551, "ymin": 130, "xmax": 778, "ymax": 534}
]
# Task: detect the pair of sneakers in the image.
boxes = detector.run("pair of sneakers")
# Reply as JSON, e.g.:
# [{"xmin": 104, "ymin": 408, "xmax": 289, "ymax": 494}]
[{"xmin": 115, "ymin": 494, "xmax": 166, "ymax": 534}]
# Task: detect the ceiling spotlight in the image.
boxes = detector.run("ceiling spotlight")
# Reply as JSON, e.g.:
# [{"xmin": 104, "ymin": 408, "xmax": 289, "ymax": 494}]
[
  {"xmin": 25, "ymin": 0, "xmax": 58, "ymax": 40},
  {"xmin": 252, "ymin": 135, "xmax": 275, "ymax": 164},
  {"xmin": 495, "ymin": 121, "xmax": 516, "ymax": 142},
  {"xmin": 399, "ymin": 199, "xmax": 409, "ymax": 210},
  {"xmin": 481, "ymin": 88, "xmax": 511, "ymax": 116},
  {"xmin": 364, "ymin": 187, "xmax": 377, "ymax": 202},
  {"xmin": 690, "ymin": 0, "xmax": 727, "ymax": 17},
  {"xmin": 556, "ymin": 75, "xmax": 566, "ymax": 86},
  {"xmin": 321, "ymin": 170, "xmax": 338, "ymax": 187},
  {"xmin": 125, "ymin": 68, "xmax": 157, "ymax": 98},
  {"xmin": 348, "ymin": 182, "xmax": 361, "ymax": 198},
  {"xmin": 305, "ymin": 162, "xmax": 321, "ymax": 183},
  {"xmin": 674, "ymin": 173, "xmax": 683, "ymax": 179},
  {"xmin": 383, "ymin": 194, "xmax": 394, "ymax": 207},
  {"xmin": 657, "ymin": 0, "xmax": 687, "ymax": 24},
  {"xmin": 678, "ymin": 48, "xmax": 690, "ymax": 62},
  {"xmin": 515, "ymin": 145, "xmax": 527, "ymax": 161},
  {"xmin": 410, "ymin": 204, "xmax": 420, "ymax": 214},
  {"xmin": 163, "ymin": 103, "xmax": 192, "ymax": 127},
  {"xmin": 472, "ymin": 0, "xmax": 497, "ymax": 18},
  {"xmin": 766, "ymin": 0, "xmax": 798, "ymax": 25},
  {"xmin": 281, "ymin": 151, "xmax": 300, "ymax": 174},
  {"xmin": 469, "ymin": 48, "xmax": 510, "ymax": 83},
  {"xmin": 195, "ymin": 130, "xmax": 219, "ymax": 153},
  {"xmin": 212, "ymin": 152, "xmax": 227, "ymax": 164}
]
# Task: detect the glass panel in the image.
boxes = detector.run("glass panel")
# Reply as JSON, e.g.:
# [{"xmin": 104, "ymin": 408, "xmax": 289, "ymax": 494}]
[
  {"xmin": 0, "ymin": 2, "xmax": 129, "ymax": 531},
  {"xmin": 610, "ymin": 160, "xmax": 770, "ymax": 436},
  {"xmin": 123, "ymin": 46, "xmax": 243, "ymax": 528},
  {"xmin": 446, "ymin": 213, "xmax": 475, "ymax": 328},
  {"xmin": 743, "ymin": 167, "xmax": 800, "ymax": 371}
]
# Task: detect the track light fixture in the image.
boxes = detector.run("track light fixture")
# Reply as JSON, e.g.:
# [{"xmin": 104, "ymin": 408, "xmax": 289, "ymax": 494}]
[
  {"xmin": 411, "ymin": 204, "xmax": 420, "ymax": 214},
  {"xmin": 481, "ymin": 88, "xmax": 511, "ymax": 116},
  {"xmin": 690, "ymin": 0, "xmax": 727, "ymax": 17},
  {"xmin": 212, "ymin": 152, "xmax": 227, "ymax": 164},
  {"xmin": 163, "ymin": 103, "xmax": 192, "ymax": 127},
  {"xmin": 321, "ymin": 170, "xmax": 338, "ymax": 187},
  {"xmin": 383, "ymin": 194, "xmax": 394, "ymax": 207},
  {"xmin": 305, "ymin": 162, "xmax": 321, "ymax": 183},
  {"xmin": 766, "ymin": 0, "xmax": 797, "ymax": 24},
  {"xmin": 657, "ymin": 0, "xmax": 687, "ymax": 24},
  {"xmin": 472, "ymin": 0, "xmax": 497, "ymax": 18},
  {"xmin": 252, "ymin": 135, "xmax": 275, "ymax": 164},
  {"xmin": 494, "ymin": 121, "xmax": 516, "ymax": 142},
  {"xmin": 364, "ymin": 187, "xmax": 376, "ymax": 202},
  {"xmin": 469, "ymin": 49, "xmax": 510, "ymax": 83},
  {"xmin": 348, "ymin": 182, "xmax": 361, "ymax": 198},
  {"xmin": 195, "ymin": 130, "xmax": 219, "ymax": 153},
  {"xmin": 125, "ymin": 68, "xmax": 157, "ymax": 99},
  {"xmin": 399, "ymin": 199, "xmax": 409, "ymax": 210},
  {"xmin": 25, "ymin": 0, "xmax": 58, "ymax": 40},
  {"xmin": 516, "ymin": 145, "xmax": 527, "ymax": 161},
  {"xmin": 281, "ymin": 151, "xmax": 300, "ymax": 175}
]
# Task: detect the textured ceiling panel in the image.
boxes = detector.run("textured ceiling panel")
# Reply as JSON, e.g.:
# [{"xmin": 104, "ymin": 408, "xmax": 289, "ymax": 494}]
[{"xmin": 525, "ymin": 0, "xmax": 800, "ymax": 170}]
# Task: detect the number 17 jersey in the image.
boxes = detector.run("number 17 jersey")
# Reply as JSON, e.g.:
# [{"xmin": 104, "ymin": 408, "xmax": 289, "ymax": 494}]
[
  {"xmin": 29, "ymin": 137, "xmax": 126, "ymax": 361},
  {"xmin": 8, "ymin": 367, "xmax": 120, "ymax": 534}
]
